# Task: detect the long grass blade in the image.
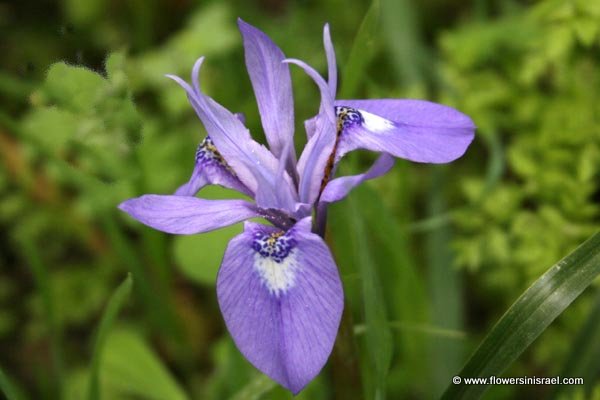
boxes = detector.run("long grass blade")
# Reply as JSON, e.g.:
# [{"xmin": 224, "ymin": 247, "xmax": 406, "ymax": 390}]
[
  {"xmin": 88, "ymin": 274, "xmax": 133, "ymax": 400},
  {"xmin": 441, "ymin": 231, "xmax": 600, "ymax": 399}
]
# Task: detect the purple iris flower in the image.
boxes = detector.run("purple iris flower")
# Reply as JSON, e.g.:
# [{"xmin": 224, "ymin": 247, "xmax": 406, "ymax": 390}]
[{"xmin": 119, "ymin": 19, "xmax": 475, "ymax": 394}]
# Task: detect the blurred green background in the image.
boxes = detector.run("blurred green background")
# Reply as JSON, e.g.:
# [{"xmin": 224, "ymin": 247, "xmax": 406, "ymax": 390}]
[{"xmin": 1, "ymin": 0, "xmax": 599, "ymax": 399}]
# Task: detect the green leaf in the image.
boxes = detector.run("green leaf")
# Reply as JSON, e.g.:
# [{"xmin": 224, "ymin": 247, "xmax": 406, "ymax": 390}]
[
  {"xmin": 102, "ymin": 329, "xmax": 188, "ymax": 400},
  {"xmin": 352, "ymin": 181, "xmax": 429, "ymax": 395},
  {"xmin": 555, "ymin": 292, "xmax": 600, "ymax": 398},
  {"xmin": 44, "ymin": 62, "xmax": 108, "ymax": 112},
  {"xmin": 347, "ymin": 190, "xmax": 393, "ymax": 399},
  {"xmin": 21, "ymin": 107, "xmax": 78, "ymax": 152},
  {"xmin": 426, "ymin": 168, "xmax": 464, "ymax": 397},
  {"xmin": 0, "ymin": 364, "xmax": 27, "ymax": 400},
  {"xmin": 381, "ymin": 0, "xmax": 429, "ymax": 88},
  {"xmin": 17, "ymin": 237, "xmax": 64, "ymax": 398},
  {"xmin": 441, "ymin": 231, "xmax": 600, "ymax": 399},
  {"xmin": 229, "ymin": 374, "xmax": 276, "ymax": 400},
  {"xmin": 88, "ymin": 274, "xmax": 133, "ymax": 400},
  {"xmin": 340, "ymin": 0, "xmax": 380, "ymax": 98}
]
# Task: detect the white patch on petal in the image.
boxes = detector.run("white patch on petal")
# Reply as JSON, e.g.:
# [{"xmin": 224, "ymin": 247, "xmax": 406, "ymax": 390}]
[
  {"xmin": 254, "ymin": 249, "xmax": 299, "ymax": 296},
  {"xmin": 360, "ymin": 109, "xmax": 395, "ymax": 133}
]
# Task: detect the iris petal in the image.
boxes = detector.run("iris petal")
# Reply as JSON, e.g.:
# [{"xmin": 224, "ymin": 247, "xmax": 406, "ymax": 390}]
[
  {"xmin": 217, "ymin": 218, "xmax": 343, "ymax": 394},
  {"xmin": 238, "ymin": 19, "xmax": 296, "ymax": 170},
  {"xmin": 334, "ymin": 99, "xmax": 476, "ymax": 163},
  {"xmin": 320, "ymin": 153, "xmax": 395, "ymax": 204},
  {"xmin": 118, "ymin": 195, "xmax": 259, "ymax": 234}
]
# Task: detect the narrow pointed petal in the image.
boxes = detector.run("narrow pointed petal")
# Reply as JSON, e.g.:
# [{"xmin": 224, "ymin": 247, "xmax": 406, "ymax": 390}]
[
  {"xmin": 296, "ymin": 113, "xmax": 336, "ymax": 204},
  {"xmin": 118, "ymin": 195, "xmax": 259, "ymax": 234},
  {"xmin": 174, "ymin": 136, "xmax": 253, "ymax": 197},
  {"xmin": 320, "ymin": 153, "xmax": 395, "ymax": 204},
  {"xmin": 285, "ymin": 58, "xmax": 337, "ymax": 203},
  {"xmin": 334, "ymin": 99, "xmax": 476, "ymax": 163},
  {"xmin": 238, "ymin": 19, "xmax": 296, "ymax": 168},
  {"xmin": 323, "ymin": 24, "xmax": 337, "ymax": 96},
  {"xmin": 217, "ymin": 218, "xmax": 343, "ymax": 394}
]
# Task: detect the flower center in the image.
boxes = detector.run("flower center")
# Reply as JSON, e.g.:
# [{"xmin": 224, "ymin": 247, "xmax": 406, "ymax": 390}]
[
  {"xmin": 335, "ymin": 106, "xmax": 364, "ymax": 132},
  {"xmin": 252, "ymin": 231, "xmax": 296, "ymax": 263},
  {"xmin": 195, "ymin": 136, "xmax": 236, "ymax": 174},
  {"xmin": 252, "ymin": 230, "xmax": 299, "ymax": 296}
]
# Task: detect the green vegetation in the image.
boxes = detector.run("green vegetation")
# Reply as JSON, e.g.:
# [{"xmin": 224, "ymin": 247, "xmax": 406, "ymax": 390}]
[{"xmin": 1, "ymin": 0, "xmax": 599, "ymax": 398}]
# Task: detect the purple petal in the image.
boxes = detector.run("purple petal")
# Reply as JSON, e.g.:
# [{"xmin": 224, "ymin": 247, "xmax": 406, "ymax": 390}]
[
  {"xmin": 238, "ymin": 19, "xmax": 296, "ymax": 167},
  {"xmin": 335, "ymin": 99, "xmax": 476, "ymax": 163},
  {"xmin": 174, "ymin": 137, "xmax": 253, "ymax": 197},
  {"xmin": 118, "ymin": 195, "xmax": 259, "ymax": 234},
  {"xmin": 296, "ymin": 113, "xmax": 336, "ymax": 204},
  {"xmin": 217, "ymin": 217, "xmax": 343, "ymax": 394},
  {"xmin": 323, "ymin": 24, "xmax": 337, "ymax": 97},
  {"xmin": 320, "ymin": 153, "xmax": 395, "ymax": 204},
  {"xmin": 304, "ymin": 115, "xmax": 318, "ymax": 139},
  {"xmin": 167, "ymin": 61, "xmax": 299, "ymax": 211}
]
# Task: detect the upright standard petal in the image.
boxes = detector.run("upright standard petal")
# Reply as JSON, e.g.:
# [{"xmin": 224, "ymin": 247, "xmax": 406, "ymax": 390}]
[
  {"xmin": 118, "ymin": 195, "xmax": 259, "ymax": 234},
  {"xmin": 334, "ymin": 99, "xmax": 476, "ymax": 163},
  {"xmin": 323, "ymin": 23, "xmax": 337, "ymax": 97},
  {"xmin": 320, "ymin": 153, "xmax": 395, "ymax": 204},
  {"xmin": 285, "ymin": 58, "xmax": 337, "ymax": 204},
  {"xmin": 174, "ymin": 136, "xmax": 252, "ymax": 197},
  {"xmin": 238, "ymin": 19, "xmax": 296, "ymax": 167},
  {"xmin": 217, "ymin": 218, "xmax": 343, "ymax": 394}
]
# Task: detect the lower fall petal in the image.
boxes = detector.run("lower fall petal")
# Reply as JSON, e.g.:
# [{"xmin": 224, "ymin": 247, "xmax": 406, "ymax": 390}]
[
  {"xmin": 334, "ymin": 99, "xmax": 476, "ymax": 163},
  {"xmin": 216, "ymin": 217, "xmax": 343, "ymax": 394}
]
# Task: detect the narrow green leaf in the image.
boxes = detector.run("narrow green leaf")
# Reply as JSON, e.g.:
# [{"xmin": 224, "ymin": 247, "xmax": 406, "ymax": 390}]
[
  {"xmin": 554, "ymin": 292, "xmax": 600, "ymax": 398},
  {"xmin": 427, "ymin": 168, "xmax": 464, "ymax": 398},
  {"xmin": 229, "ymin": 374, "xmax": 276, "ymax": 400},
  {"xmin": 339, "ymin": 0, "xmax": 380, "ymax": 98},
  {"xmin": 442, "ymin": 231, "xmax": 600, "ymax": 399},
  {"xmin": 18, "ymin": 238, "xmax": 64, "ymax": 399},
  {"xmin": 102, "ymin": 214, "xmax": 182, "ymax": 339},
  {"xmin": 347, "ymin": 191, "xmax": 393, "ymax": 400},
  {"xmin": 0, "ymin": 365, "xmax": 27, "ymax": 400},
  {"xmin": 352, "ymin": 182, "xmax": 429, "ymax": 395},
  {"xmin": 88, "ymin": 274, "xmax": 133, "ymax": 400},
  {"xmin": 381, "ymin": 0, "xmax": 429, "ymax": 88}
]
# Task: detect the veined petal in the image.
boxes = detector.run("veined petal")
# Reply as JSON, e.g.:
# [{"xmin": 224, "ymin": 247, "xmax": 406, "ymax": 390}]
[
  {"xmin": 323, "ymin": 23, "xmax": 337, "ymax": 97},
  {"xmin": 320, "ymin": 153, "xmax": 395, "ymax": 204},
  {"xmin": 217, "ymin": 217, "xmax": 343, "ymax": 394},
  {"xmin": 284, "ymin": 58, "xmax": 338, "ymax": 203},
  {"xmin": 167, "ymin": 60, "xmax": 299, "ymax": 211},
  {"xmin": 238, "ymin": 19, "xmax": 296, "ymax": 169},
  {"xmin": 296, "ymin": 112, "xmax": 336, "ymax": 204},
  {"xmin": 334, "ymin": 99, "xmax": 476, "ymax": 163},
  {"xmin": 175, "ymin": 136, "xmax": 252, "ymax": 197},
  {"xmin": 118, "ymin": 195, "xmax": 259, "ymax": 234}
]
